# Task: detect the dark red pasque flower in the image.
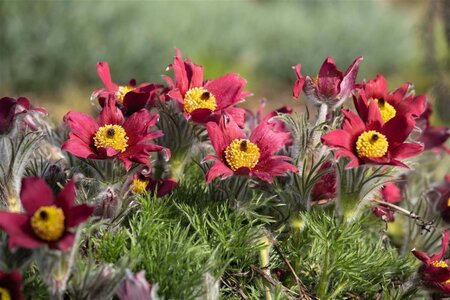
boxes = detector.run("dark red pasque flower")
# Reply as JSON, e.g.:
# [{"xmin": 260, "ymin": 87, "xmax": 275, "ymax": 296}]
[
  {"xmin": 0, "ymin": 177, "xmax": 94, "ymax": 251},
  {"xmin": 164, "ymin": 49, "xmax": 250, "ymax": 126},
  {"xmin": 204, "ymin": 116, "xmax": 298, "ymax": 183},
  {"xmin": 92, "ymin": 62, "xmax": 161, "ymax": 115},
  {"xmin": 321, "ymin": 101, "xmax": 423, "ymax": 168},
  {"xmin": 62, "ymin": 98, "xmax": 167, "ymax": 171},
  {"xmin": 428, "ymin": 175, "xmax": 450, "ymax": 223},
  {"xmin": 353, "ymin": 74, "xmax": 426, "ymax": 124},
  {"xmin": 130, "ymin": 167, "xmax": 177, "ymax": 197},
  {"xmin": 310, "ymin": 161, "xmax": 337, "ymax": 203},
  {"xmin": 412, "ymin": 230, "xmax": 450, "ymax": 294},
  {"xmin": 245, "ymin": 99, "xmax": 293, "ymax": 133},
  {"xmin": 0, "ymin": 270, "xmax": 25, "ymax": 300},
  {"xmin": 417, "ymin": 103, "xmax": 449, "ymax": 152},
  {"xmin": 0, "ymin": 96, "xmax": 47, "ymax": 135},
  {"xmin": 372, "ymin": 182, "xmax": 402, "ymax": 222},
  {"xmin": 293, "ymin": 56, "xmax": 362, "ymax": 106}
]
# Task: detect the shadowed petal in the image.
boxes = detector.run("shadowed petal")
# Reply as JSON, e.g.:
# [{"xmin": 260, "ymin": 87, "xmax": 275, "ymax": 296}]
[
  {"xmin": 205, "ymin": 73, "xmax": 248, "ymax": 110},
  {"xmin": 341, "ymin": 109, "xmax": 366, "ymax": 135},
  {"xmin": 20, "ymin": 177, "xmax": 54, "ymax": 215},
  {"xmin": 55, "ymin": 180, "xmax": 76, "ymax": 214},
  {"xmin": 317, "ymin": 57, "xmax": 343, "ymax": 98},
  {"xmin": 390, "ymin": 142, "xmax": 423, "ymax": 159},
  {"xmin": 206, "ymin": 159, "xmax": 234, "ymax": 182},
  {"xmin": 381, "ymin": 114, "xmax": 415, "ymax": 148},
  {"xmin": 61, "ymin": 134, "xmax": 97, "ymax": 158},
  {"xmin": 53, "ymin": 232, "xmax": 75, "ymax": 252}
]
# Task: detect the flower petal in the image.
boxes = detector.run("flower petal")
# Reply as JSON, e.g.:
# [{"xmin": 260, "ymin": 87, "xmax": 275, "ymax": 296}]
[
  {"xmin": 66, "ymin": 204, "xmax": 94, "ymax": 228},
  {"xmin": 341, "ymin": 109, "xmax": 366, "ymax": 135},
  {"xmin": 317, "ymin": 57, "xmax": 343, "ymax": 98},
  {"xmin": 390, "ymin": 142, "xmax": 423, "ymax": 160},
  {"xmin": 63, "ymin": 111, "xmax": 98, "ymax": 145},
  {"xmin": 61, "ymin": 134, "xmax": 98, "ymax": 159},
  {"xmin": 205, "ymin": 73, "xmax": 248, "ymax": 110},
  {"xmin": 338, "ymin": 56, "xmax": 363, "ymax": 99},
  {"xmin": 321, "ymin": 129, "xmax": 352, "ymax": 150},
  {"xmin": 99, "ymin": 98, "xmax": 124, "ymax": 126},
  {"xmin": 292, "ymin": 64, "xmax": 305, "ymax": 99},
  {"xmin": 250, "ymin": 121, "xmax": 291, "ymax": 158},
  {"xmin": 363, "ymin": 74, "xmax": 387, "ymax": 100},
  {"xmin": 55, "ymin": 180, "xmax": 76, "ymax": 214},
  {"xmin": 206, "ymin": 159, "xmax": 234, "ymax": 182},
  {"xmin": 97, "ymin": 62, "xmax": 118, "ymax": 92},
  {"xmin": 20, "ymin": 177, "xmax": 55, "ymax": 215},
  {"xmin": 0, "ymin": 212, "xmax": 43, "ymax": 249}
]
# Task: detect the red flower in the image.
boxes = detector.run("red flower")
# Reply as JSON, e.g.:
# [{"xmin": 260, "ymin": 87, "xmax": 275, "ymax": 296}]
[
  {"xmin": 164, "ymin": 49, "xmax": 250, "ymax": 126},
  {"xmin": 293, "ymin": 56, "xmax": 362, "ymax": 106},
  {"xmin": 204, "ymin": 116, "xmax": 298, "ymax": 183},
  {"xmin": 353, "ymin": 75, "xmax": 426, "ymax": 124},
  {"xmin": 310, "ymin": 161, "xmax": 337, "ymax": 203},
  {"xmin": 245, "ymin": 99, "xmax": 293, "ymax": 133},
  {"xmin": 412, "ymin": 230, "xmax": 450, "ymax": 294},
  {"xmin": 372, "ymin": 182, "xmax": 402, "ymax": 222},
  {"xmin": 0, "ymin": 96, "xmax": 47, "ymax": 135},
  {"xmin": 62, "ymin": 98, "xmax": 167, "ymax": 171},
  {"xmin": 0, "ymin": 270, "xmax": 25, "ymax": 300},
  {"xmin": 321, "ymin": 101, "xmax": 423, "ymax": 168},
  {"xmin": 417, "ymin": 103, "xmax": 450, "ymax": 152},
  {"xmin": 0, "ymin": 177, "xmax": 94, "ymax": 251},
  {"xmin": 92, "ymin": 62, "xmax": 161, "ymax": 115},
  {"xmin": 130, "ymin": 167, "xmax": 177, "ymax": 197},
  {"xmin": 428, "ymin": 175, "xmax": 450, "ymax": 223}
]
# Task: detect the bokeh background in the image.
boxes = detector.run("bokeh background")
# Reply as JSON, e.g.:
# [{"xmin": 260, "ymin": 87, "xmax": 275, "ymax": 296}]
[{"xmin": 1, "ymin": 0, "xmax": 449, "ymax": 125}]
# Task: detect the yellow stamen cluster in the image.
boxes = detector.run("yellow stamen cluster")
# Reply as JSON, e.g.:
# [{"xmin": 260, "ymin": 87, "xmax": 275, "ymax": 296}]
[
  {"xmin": 131, "ymin": 179, "xmax": 148, "ymax": 194},
  {"xmin": 225, "ymin": 139, "xmax": 260, "ymax": 171},
  {"xmin": 94, "ymin": 125, "xmax": 128, "ymax": 152},
  {"xmin": 116, "ymin": 85, "xmax": 134, "ymax": 103},
  {"xmin": 356, "ymin": 130, "xmax": 389, "ymax": 158},
  {"xmin": 183, "ymin": 87, "xmax": 217, "ymax": 114},
  {"xmin": 30, "ymin": 205, "xmax": 65, "ymax": 242},
  {"xmin": 432, "ymin": 260, "xmax": 449, "ymax": 268},
  {"xmin": 373, "ymin": 98, "xmax": 396, "ymax": 123},
  {"xmin": 0, "ymin": 287, "xmax": 11, "ymax": 300},
  {"xmin": 447, "ymin": 197, "xmax": 450, "ymax": 207}
]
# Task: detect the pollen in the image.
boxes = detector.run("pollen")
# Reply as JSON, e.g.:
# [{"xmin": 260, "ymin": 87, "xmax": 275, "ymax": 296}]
[
  {"xmin": 183, "ymin": 87, "xmax": 217, "ymax": 114},
  {"xmin": 225, "ymin": 139, "xmax": 260, "ymax": 171},
  {"xmin": 116, "ymin": 85, "xmax": 134, "ymax": 103},
  {"xmin": 356, "ymin": 130, "xmax": 389, "ymax": 158},
  {"xmin": 431, "ymin": 260, "xmax": 449, "ymax": 268},
  {"xmin": 373, "ymin": 98, "xmax": 396, "ymax": 123},
  {"xmin": 30, "ymin": 205, "xmax": 65, "ymax": 242},
  {"xmin": 447, "ymin": 197, "xmax": 450, "ymax": 207},
  {"xmin": 0, "ymin": 287, "xmax": 11, "ymax": 300},
  {"xmin": 131, "ymin": 178, "xmax": 148, "ymax": 194},
  {"xmin": 94, "ymin": 124, "xmax": 128, "ymax": 152}
]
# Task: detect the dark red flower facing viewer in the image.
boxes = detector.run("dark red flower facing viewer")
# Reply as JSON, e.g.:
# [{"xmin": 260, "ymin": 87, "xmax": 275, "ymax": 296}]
[
  {"xmin": 130, "ymin": 167, "xmax": 177, "ymax": 197},
  {"xmin": 372, "ymin": 182, "xmax": 402, "ymax": 222},
  {"xmin": 92, "ymin": 62, "xmax": 161, "ymax": 115},
  {"xmin": 353, "ymin": 74, "xmax": 426, "ymax": 124},
  {"xmin": 204, "ymin": 116, "xmax": 298, "ymax": 183},
  {"xmin": 293, "ymin": 56, "xmax": 362, "ymax": 106},
  {"xmin": 0, "ymin": 177, "xmax": 94, "ymax": 251},
  {"xmin": 164, "ymin": 49, "xmax": 250, "ymax": 126},
  {"xmin": 0, "ymin": 270, "xmax": 25, "ymax": 300},
  {"xmin": 412, "ymin": 230, "xmax": 450, "ymax": 295},
  {"xmin": 62, "ymin": 98, "xmax": 167, "ymax": 171},
  {"xmin": 321, "ymin": 101, "xmax": 423, "ymax": 168}
]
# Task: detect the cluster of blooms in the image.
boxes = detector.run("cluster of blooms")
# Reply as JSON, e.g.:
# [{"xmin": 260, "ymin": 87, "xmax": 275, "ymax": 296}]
[{"xmin": 0, "ymin": 48, "xmax": 449, "ymax": 298}]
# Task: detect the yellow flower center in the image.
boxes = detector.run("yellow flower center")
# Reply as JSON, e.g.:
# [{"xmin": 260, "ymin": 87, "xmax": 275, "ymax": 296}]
[
  {"xmin": 432, "ymin": 260, "xmax": 449, "ymax": 268},
  {"xmin": 356, "ymin": 130, "xmax": 389, "ymax": 158},
  {"xmin": 116, "ymin": 85, "xmax": 134, "ymax": 103},
  {"xmin": 224, "ymin": 139, "xmax": 260, "ymax": 171},
  {"xmin": 183, "ymin": 87, "xmax": 217, "ymax": 114},
  {"xmin": 447, "ymin": 197, "xmax": 450, "ymax": 207},
  {"xmin": 94, "ymin": 124, "xmax": 128, "ymax": 152},
  {"xmin": 131, "ymin": 179, "xmax": 148, "ymax": 194},
  {"xmin": 373, "ymin": 98, "xmax": 396, "ymax": 123},
  {"xmin": 0, "ymin": 287, "xmax": 11, "ymax": 300},
  {"xmin": 312, "ymin": 75, "xmax": 319, "ymax": 86},
  {"xmin": 30, "ymin": 205, "xmax": 65, "ymax": 242}
]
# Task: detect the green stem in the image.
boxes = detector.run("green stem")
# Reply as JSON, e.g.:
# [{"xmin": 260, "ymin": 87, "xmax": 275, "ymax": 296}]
[{"xmin": 317, "ymin": 245, "xmax": 330, "ymax": 299}]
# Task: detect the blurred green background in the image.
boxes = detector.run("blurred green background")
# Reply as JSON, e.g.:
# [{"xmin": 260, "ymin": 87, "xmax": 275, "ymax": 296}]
[{"xmin": 0, "ymin": 0, "xmax": 449, "ymax": 124}]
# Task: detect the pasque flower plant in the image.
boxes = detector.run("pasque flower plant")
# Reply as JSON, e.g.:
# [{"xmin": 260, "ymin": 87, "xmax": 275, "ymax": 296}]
[
  {"xmin": 164, "ymin": 49, "xmax": 250, "ymax": 126},
  {"xmin": 204, "ymin": 116, "xmax": 298, "ymax": 183},
  {"xmin": 0, "ymin": 177, "xmax": 93, "ymax": 251},
  {"xmin": 0, "ymin": 270, "xmax": 25, "ymax": 300},
  {"xmin": 62, "ymin": 98, "xmax": 167, "ymax": 171}
]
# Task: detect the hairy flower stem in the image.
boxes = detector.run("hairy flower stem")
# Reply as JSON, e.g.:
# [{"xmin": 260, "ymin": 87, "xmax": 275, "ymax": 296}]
[
  {"xmin": 317, "ymin": 245, "xmax": 330, "ymax": 299},
  {"xmin": 311, "ymin": 103, "xmax": 328, "ymax": 148},
  {"xmin": 259, "ymin": 235, "xmax": 273, "ymax": 300}
]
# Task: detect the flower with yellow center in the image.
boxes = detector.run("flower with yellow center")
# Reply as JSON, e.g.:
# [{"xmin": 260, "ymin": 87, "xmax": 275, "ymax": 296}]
[
  {"xmin": 0, "ymin": 287, "xmax": 11, "ymax": 300},
  {"xmin": 132, "ymin": 179, "xmax": 148, "ymax": 194},
  {"xmin": 183, "ymin": 87, "xmax": 217, "ymax": 114},
  {"xmin": 447, "ymin": 197, "xmax": 450, "ymax": 207},
  {"xmin": 372, "ymin": 98, "xmax": 396, "ymax": 123},
  {"xmin": 30, "ymin": 205, "xmax": 65, "ymax": 242},
  {"xmin": 93, "ymin": 124, "xmax": 128, "ymax": 152},
  {"xmin": 356, "ymin": 130, "xmax": 389, "ymax": 158},
  {"xmin": 432, "ymin": 260, "xmax": 449, "ymax": 268},
  {"xmin": 225, "ymin": 139, "xmax": 260, "ymax": 171},
  {"xmin": 116, "ymin": 85, "xmax": 134, "ymax": 103}
]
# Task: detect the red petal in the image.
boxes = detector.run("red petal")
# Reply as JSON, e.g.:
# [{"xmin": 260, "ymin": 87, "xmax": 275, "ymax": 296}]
[
  {"xmin": 381, "ymin": 114, "xmax": 415, "ymax": 147},
  {"xmin": 96, "ymin": 62, "xmax": 118, "ymax": 91},
  {"xmin": 61, "ymin": 134, "xmax": 97, "ymax": 159},
  {"xmin": 223, "ymin": 107, "xmax": 246, "ymax": 128},
  {"xmin": 317, "ymin": 57, "xmax": 343, "ymax": 98},
  {"xmin": 341, "ymin": 109, "xmax": 366, "ymax": 135},
  {"xmin": 55, "ymin": 180, "xmax": 76, "ymax": 214},
  {"xmin": 390, "ymin": 142, "xmax": 423, "ymax": 160},
  {"xmin": 366, "ymin": 100, "xmax": 383, "ymax": 129},
  {"xmin": 250, "ymin": 121, "xmax": 291, "ymax": 158},
  {"xmin": 338, "ymin": 56, "xmax": 363, "ymax": 99},
  {"xmin": 64, "ymin": 111, "xmax": 98, "ymax": 145},
  {"xmin": 20, "ymin": 177, "xmax": 55, "ymax": 215},
  {"xmin": 205, "ymin": 74, "xmax": 248, "ymax": 110},
  {"xmin": 0, "ymin": 212, "xmax": 43, "ymax": 249},
  {"xmin": 123, "ymin": 91, "xmax": 151, "ymax": 115},
  {"xmin": 98, "ymin": 98, "xmax": 124, "ymax": 126},
  {"xmin": 352, "ymin": 91, "xmax": 369, "ymax": 123},
  {"xmin": 66, "ymin": 204, "xmax": 94, "ymax": 228},
  {"xmin": 364, "ymin": 74, "xmax": 387, "ymax": 100},
  {"xmin": 206, "ymin": 159, "xmax": 234, "ymax": 182},
  {"xmin": 321, "ymin": 129, "xmax": 352, "ymax": 150},
  {"xmin": 381, "ymin": 183, "xmax": 402, "ymax": 203},
  {"xmin": 292, "ymin": 64, "xmax": 305, "ymax": 99},
  {"xmin": 53, "ymin": 232, "xmax": 75, "ymax": 251},
  {"xmin": 122, "ymin": 109, "xmax": 159, "ymax": 146}
]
